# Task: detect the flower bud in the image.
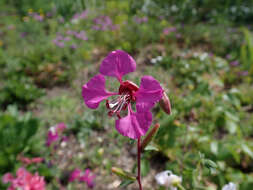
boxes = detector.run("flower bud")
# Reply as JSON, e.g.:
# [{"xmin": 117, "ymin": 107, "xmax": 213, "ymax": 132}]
[
  {"xmin": 141, "ymin": 123, "xmax": 160, "ymax": 152},
  {"xmin": 159, "ymin": 92, "xmax": 171, "ymax": 115},
  {"xmin": 111, "ymin": 167, "xmax": 136, "ymax": 181}
]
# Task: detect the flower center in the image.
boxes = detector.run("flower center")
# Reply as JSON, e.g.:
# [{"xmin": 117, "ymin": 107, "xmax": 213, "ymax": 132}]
[{"xmin": 106, "ymin": 80, "xmax": 139, "ymax": 118}]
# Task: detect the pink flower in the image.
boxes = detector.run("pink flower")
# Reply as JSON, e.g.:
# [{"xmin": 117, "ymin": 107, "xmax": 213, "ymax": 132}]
[
  {"xmin": 46, "ymin": 123, "xmax": 66, "ymax": 146},
  {"xmin": 69, "ymin": 169, "xmax": 95, "ymax": 188},
  {"xmin": 56, "ymin": 122, "xmax": 66, "ymax": 132},
  {"xmin": 18, "ymin": 155, "xmax": 44, "ymax": 165},
  {"xmin": 82, "ymin": 50, "xmax": 164, "ymax": 139},
  {"xmin": 79, "ymin": 169, "xmax": 95, "ymax": 188},
  {"xmin": 69, "ymin": 169, "xmax": 81, "ymax": 182},
  {"xmin": 2, "ymin": 173, "xmax": 14, "ymax": 184},
  {"xmin": 46, "ymin": 130, "xmax": 58, "ymax": 147},
  {"xmin": 2, "ymin": 168, "xmax": 46, "ymax": 190}
]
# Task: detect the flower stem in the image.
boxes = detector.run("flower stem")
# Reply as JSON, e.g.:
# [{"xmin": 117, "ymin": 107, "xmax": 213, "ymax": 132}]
[
  {"xmin": 177, "ymin": 183, "xmax": 186, "ymax": 190},
  {"xmin": 137, "ymin": 138, "xmax": 143, "ymax": 190}
]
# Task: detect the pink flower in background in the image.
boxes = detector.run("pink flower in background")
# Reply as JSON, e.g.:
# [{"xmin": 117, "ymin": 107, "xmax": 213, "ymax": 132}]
[
  {"xmin": 69, "ymin": 169, "xmax": 81, "ymax": 182},
  {"xmin": 79, "ymin": 169, "xmax": 95, "ymax": 188},
  {"xmin": 18, "ymin": 155, "xmax": 44, "ymax": 165},
  {"xmin": 46, "ymin": 123, "xmax": 66, "ymax": 146},
  {"xmin": 2, "ymin": 173, "xmax": 14, "ymax": 184},
  {"xmin": 2, "ymin": 168, "xmax": 46, "ymax": 190},
  {"xmin": 69, "ymin": 169, "xmax": 95, "ymax": 188},
  {"xmin": 82, "ymin": 50, "xmax": 164, "ymax": 139},
  {"xmin": 56, "ymin": 122, "xmax": 66, "ymax": 132},
  {"xmin": 46, "ymin": 130, "xmax": 59, "ymax": 146}
]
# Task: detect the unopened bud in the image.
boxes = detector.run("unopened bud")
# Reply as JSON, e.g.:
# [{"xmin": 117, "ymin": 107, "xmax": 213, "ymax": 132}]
[
  {"xmin": 141, "ymin": 123, "xmax": 160, "ymax": 152},
  {"xmin": 159, "ymin": 92, "xmax": 171, "ymax": 115},
  {"xmin": 111, "ymin": 167, "xmax": 136, "ymax": 180}
]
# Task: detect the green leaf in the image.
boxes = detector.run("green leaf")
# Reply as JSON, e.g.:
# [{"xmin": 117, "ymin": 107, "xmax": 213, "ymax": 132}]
[
  {"xmin": 144, "ymin": 145, "xmax": 159, "ymax": 151},
  {"xmin": 204, "ymin": 159, "xmax": 218, "ymax": 169},
  {"xmin": 111, "ymin": 167, "xmax": 136, "ymax": 180},
  {"xmin": 119, "ymin": 180, "xmax": 134, "ymax": 188},
  {"xmin": 210, "ymin": 141, "xmax": 218, "ymax": 155},
  {"xmin": 242, "ymin": 144, "xmax": 253, "ymax": 159}
]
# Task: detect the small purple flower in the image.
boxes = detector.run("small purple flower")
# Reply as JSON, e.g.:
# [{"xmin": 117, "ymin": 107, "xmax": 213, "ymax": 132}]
[
  {"xmin": 70, "ymin": 44, "xmax": 77, "ymax": 49},
  {"xmin": 163, "ymin": 27, "xmax": 177, "ymax": 35},
  {"xmin": 80, "ymin": 10, "xmax": 88, "ymax": 19},
  {"xmin": 238, "ymin": 71, "xmax": 249, "ymax": 76},
  {"xmin": 226, "ymin": 54, "xmax": 232, "ymax": 59},
  {"xmin": 20, "ymin": 32, "xmax": 28, "ymax": 38},
  {"xmin": 34, "ymin": 14, "xmax": 44, "ymax": 22},
  {"xmin": 176, "ymin": 33, "xmax": 182, "ymax": 39},
  {"xmin": 75, "ymin": 31, "xmax": 88, "ymax": 41},
  {"xmin": 92, "ymin": 15, "xmax": 116, "ymax": 31},
  {"xmin": 230, "ymin": 60, "xmax": 239, "ymax": 66},
  {"xmin": 54, "ymin": 40, "xmax": 65, "ymax": 48},
  {"xmin": 72, "ymin": 10, "xmax": 88, "ymax": 21},
  {"xmin": 46, "ymin": 12, "xmax": 53, "ymax": 18},
  {"xmin": 134, "ymin": 16, "xmax": 148, "ymax": 24},
  {"xmin": 58, "ymin": 17, "xmax": 65, "ymax": 23},
  {"xmin": 66, "ymin": 30, "xmax": 75, "ymax": 35},
  {"xmin": 63, "ymin": 36, "xmax": 71, "ymax": 41},
  {"xmin": 7, "ymin": 25, "xmax": 15, "ymax": 30},
  {"xmin": 56, "ymin": 35, "xmax": 64, "ymax": 41},
  {"xmin": 82, "ymin": 50, "xmax": 165, "ymax": 139}
]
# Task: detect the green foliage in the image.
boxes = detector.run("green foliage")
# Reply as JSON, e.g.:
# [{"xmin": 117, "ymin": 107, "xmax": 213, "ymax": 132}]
[
  {"xmin": 0, "ymin": 106, "xmax": 40, "ymax": 173},
  {"xmin": 240, "ymin": 28, "xmax": 253, "ymax": 74}
]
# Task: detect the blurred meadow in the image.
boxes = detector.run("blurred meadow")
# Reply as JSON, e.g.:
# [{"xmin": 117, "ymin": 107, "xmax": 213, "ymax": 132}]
[{"xmin": 0, "ymin": 0, "xmax": 253, "ymax": 189}]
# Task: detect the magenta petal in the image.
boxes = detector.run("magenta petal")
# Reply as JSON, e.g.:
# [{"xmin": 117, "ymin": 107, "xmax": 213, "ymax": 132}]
[
  {"xmin": 99, "ymin": 50, "xmax": 136, "ymax": 81},
  {"xmin": 135, "ymin": 76, "xmax": 163, "ymax": 112},
  {"xmin": 86, "ymin": 175, "xmax": 95, "ymax": 188},
  {"xmin": 79, "ymin": 169, "xmax": 90, "ymax": 182},
  {"xmin": 116, "ymin": 111, "xmax": 152, "ymax": 139},
  {"xmin": 82, "ymin": 74, "xmax": 117, "ymax": 109},
  {"xmin": 69, "ymin": 169, "xmax": 81, "ymax": 182},
  {"xmin": 46, "ymin": 131, "xmax": 59, "ymax": 147}
]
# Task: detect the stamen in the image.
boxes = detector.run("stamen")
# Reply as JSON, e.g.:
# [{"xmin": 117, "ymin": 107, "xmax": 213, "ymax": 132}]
[{"xmin": 106, "ymin": 93, "xmax": 131, "ymax": 117}]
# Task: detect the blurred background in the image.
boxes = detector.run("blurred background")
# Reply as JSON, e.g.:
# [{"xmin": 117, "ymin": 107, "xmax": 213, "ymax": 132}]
[{"xmin": 0, "ymin": 0, "xmax": 253, "ymax": 189}]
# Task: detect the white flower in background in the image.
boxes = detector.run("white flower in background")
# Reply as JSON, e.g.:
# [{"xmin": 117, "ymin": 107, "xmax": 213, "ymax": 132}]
[
  {"xmin": 222, "ymin": 182, "xmax": 237, "ymax": 190},
  {"xmin": 150, "ymin": 56, "xmax": 163, "ymax": 65},
  {"xmin": 155, "ymin": 170, "xmax": 182, "ymax": 190},
  {"xmin": 156, "ymin": 56, "xmax": 163, "ymax": 62}
]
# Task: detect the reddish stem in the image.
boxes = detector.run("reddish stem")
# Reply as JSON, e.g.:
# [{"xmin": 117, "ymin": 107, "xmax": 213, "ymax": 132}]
[{"xmin": 137, "ymin": 138, "xmax": 143, "ymax": 190}]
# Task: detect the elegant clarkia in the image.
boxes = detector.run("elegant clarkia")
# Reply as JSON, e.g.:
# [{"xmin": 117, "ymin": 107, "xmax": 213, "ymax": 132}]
[{"xmin": 82, "ymin": 50, "xmax": 170, "ymax": 139}]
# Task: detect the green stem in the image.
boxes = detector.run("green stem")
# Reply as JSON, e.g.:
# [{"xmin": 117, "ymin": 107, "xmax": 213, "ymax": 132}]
[{"xmin": 177, "ymin": 183, "xmax": 186, "ymax": 190}]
